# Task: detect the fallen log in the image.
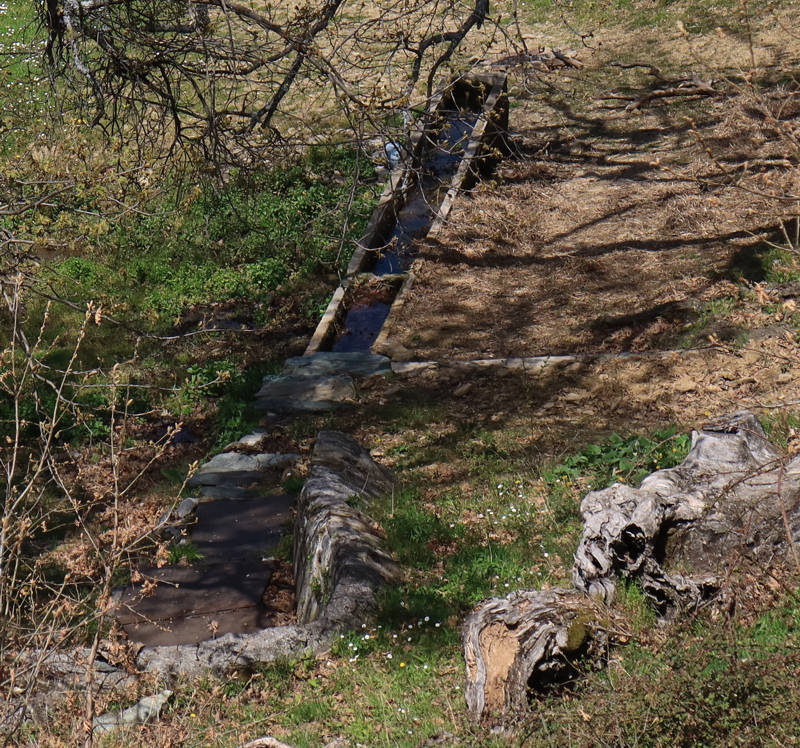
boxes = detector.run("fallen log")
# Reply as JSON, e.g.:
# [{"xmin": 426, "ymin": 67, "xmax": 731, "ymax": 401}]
[
  {"xmin": 604, "ymin": 62, "xmax": 717, "ymax": 110},
  {"xmin": 462, "ymin": 589, "xmax": 620, "ymax": 720}
]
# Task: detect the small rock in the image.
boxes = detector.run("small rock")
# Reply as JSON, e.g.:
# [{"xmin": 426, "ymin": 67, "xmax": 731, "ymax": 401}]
[
  {"xmin": 381, "ymin": 342, "xmax": 414, "ymax": 361},
  {"xmin": 453, "ymin": 382, "xmax": 473, "ymax": 397},
  {"xmin": 674, "ymin": 376, "xmax": 697, "ymax": 393},
  {"xmin": 175, "ymin": 497, "xmax": 199, "ymax": 519},
  {"xmin": 223, "ymin": 430, "xmax": 276, "ymax": 453},
  {"xmin": 93, "ymin": 690, "xmax": 172, "ymax": 733}
]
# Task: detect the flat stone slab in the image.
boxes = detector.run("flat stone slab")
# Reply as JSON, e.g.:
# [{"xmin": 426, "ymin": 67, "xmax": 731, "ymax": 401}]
[
  {"xmin": 191, "ymin": 495, "xmax": 294, "ymax": 562},
  {"xmin": 284, "ymin": 352, "xmax": 391, "ymax": 378},
  {"xmin": 116, "ymin": 495, "xmax": 294, "ymax": 646},
  {"xmin": 254, "ymin": 374, "xmax": 355, "ymax": 412},
  {"xmin": 115, "ymin": 560, "xmax": 273, "ymax": 646},
  {"xmin": 188, "ymin": 452, "xmax": 299, "ymax": 488}
]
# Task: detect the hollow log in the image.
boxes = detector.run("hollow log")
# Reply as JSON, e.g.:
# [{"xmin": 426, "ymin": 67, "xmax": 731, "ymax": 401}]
[{"xmin": 462, "ymin": 589, "xmax": 615, "ymax": 721}]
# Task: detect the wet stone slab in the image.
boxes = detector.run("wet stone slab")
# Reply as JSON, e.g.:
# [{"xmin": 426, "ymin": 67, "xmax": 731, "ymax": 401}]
[
  {"xmin": 254, "ymin": 374, "xmax": 355, "ymax": 412},
  {"xmin": 191, "ymin": 495, "xmax": 294, "ymax": 562},
  {"xmin": 115, "ymin": 495, "xmax": 294, "ymax": 646},
  {"xmin": 115, "ymin": 561, "xmax": 273, "ymax": 647}
]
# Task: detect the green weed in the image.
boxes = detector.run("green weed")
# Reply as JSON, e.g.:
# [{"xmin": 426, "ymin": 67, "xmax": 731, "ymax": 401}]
[
  {"xmin": 544, "ymin": 427, "xmax": 691, "ymax": 491},
  {"xmin": 167, "ymin": 542, "xmax": 204, "ymax": 564},
  {"xmin": 760, "ymin": 409, "xmax": 800, "ymax": 450}
]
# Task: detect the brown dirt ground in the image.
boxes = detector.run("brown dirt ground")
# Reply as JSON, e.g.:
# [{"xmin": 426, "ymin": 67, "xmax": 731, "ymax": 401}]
[{"xmin": 377, "ymin": 17, "xmax": 800, "ymax": 364}]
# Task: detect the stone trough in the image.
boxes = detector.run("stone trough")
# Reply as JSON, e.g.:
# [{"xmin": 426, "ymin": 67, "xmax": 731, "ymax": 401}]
[{"xmin": 305, "ymin": 70, "xmax": 509, "ymax": 356}]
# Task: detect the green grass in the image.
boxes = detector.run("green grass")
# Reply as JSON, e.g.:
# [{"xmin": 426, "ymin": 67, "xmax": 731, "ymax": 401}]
[
  {"xmin": 37, "ymin": 151, "xmax": 376, "ymax": 330},
  {"xmin": 759, "ymin": 409, "xmax": 800, "ymax": 450},
  {"xmin": 0, "ymin": 0, "xmax": 47, "ymax": 153},
  {"xmin": 370, "ymin": 427, "xmax": 691, "ymax": 635}
]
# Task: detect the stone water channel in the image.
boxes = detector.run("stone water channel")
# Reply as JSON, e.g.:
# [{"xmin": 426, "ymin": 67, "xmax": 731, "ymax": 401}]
[
  {"xmin": 307, "ymin": 72, "xmax": 509, "ymax": 356},
  {"xmin": 113, "ymin": 72, "xmax": 508, "ymax": 650}
]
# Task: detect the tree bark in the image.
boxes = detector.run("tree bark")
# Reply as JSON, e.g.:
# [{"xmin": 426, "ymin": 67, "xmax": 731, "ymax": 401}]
[{"xmin": 462, "ymin": 589, "xmax": 616, "ymax": 721}]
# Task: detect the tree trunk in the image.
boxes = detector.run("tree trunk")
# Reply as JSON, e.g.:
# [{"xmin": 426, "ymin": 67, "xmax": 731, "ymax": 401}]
[{"xmin": 462, "ymin": 589, "xmax": 615, "ymax": 721}]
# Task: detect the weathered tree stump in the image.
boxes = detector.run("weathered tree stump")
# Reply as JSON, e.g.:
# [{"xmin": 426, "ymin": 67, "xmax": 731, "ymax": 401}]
[
  {"xmin": 573, "ymin": 411, "xmax": 800, "ymax": 616},
  {"xmin": 462, "ymin": 589, "xmax": 615, "ymax": 720}
]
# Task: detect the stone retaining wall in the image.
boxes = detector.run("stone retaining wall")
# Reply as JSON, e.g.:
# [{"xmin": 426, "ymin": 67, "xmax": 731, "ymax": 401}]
[{"xmin": 294, "ymin": 431, "xmax": 398, "ymax": 625}]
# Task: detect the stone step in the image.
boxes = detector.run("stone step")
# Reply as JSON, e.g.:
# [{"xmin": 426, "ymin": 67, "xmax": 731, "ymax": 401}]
[
  {"xmin": 188, "ymin": 452, "xmax": 299, "ymax": 490},
  {"xmin": 254, "ymin": 374, "xmax": 355, "ymax": 412}
]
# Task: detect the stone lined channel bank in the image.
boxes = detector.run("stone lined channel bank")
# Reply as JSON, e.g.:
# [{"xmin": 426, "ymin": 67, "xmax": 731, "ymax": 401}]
[{"xmin": 114, "ymin": 352, "xmax": 396, "ymax": 651}]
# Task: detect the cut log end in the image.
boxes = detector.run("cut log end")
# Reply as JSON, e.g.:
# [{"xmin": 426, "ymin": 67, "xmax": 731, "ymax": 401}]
[{"xmin": 462, "ymin": 589, "xmax": 616, "ymax": 722}]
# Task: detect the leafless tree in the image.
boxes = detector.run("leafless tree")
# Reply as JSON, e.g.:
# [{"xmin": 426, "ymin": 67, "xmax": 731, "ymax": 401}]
[{"xmin": 41, "ymin": 0, "xmax": 496, "ymax": 168}]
